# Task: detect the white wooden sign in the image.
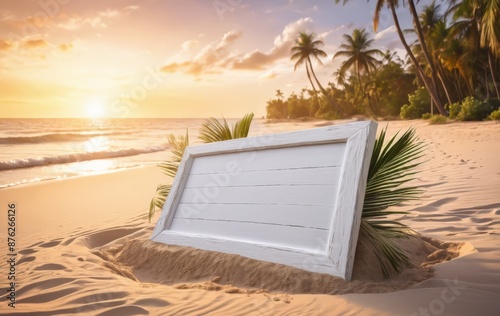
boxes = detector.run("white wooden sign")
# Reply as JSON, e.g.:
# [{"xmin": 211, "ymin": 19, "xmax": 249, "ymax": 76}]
[{"xmin": 151, "ymin": 121, "xmax": 377, "ymax": 280}]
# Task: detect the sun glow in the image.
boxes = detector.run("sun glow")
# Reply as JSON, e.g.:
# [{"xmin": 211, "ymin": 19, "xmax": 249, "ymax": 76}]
[{"xmin": 85, "ymin": 99, "xmax": 107, "ymax": 118}]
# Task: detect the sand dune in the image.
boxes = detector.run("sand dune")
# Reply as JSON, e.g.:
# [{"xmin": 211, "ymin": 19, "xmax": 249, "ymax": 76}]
[{"xmin": 1, "ymin": 120, "xmax": 499, "ymax": 315}]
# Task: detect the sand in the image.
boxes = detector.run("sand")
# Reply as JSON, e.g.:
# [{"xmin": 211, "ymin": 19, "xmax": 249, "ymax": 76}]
[{"xmin": 0, "ymin": 119, "xmax": 499, "ymax": 315}]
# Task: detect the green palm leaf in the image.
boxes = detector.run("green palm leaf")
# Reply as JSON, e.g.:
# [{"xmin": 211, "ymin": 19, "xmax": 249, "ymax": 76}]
[
  {"xmin": 199, "ymin": 113, "xmax": 254, "ymax": 143},
  {"xmin": 232, "ymin": 113, "xmax": 254, "ymax": 139},
  {"xmin": 157, "ymin": 130, "xmax": 189, "ymax": 178},
  {"xmin": 149, "ymin": 184, "xmax": 171, "ymax": 222},
  {"xmin": 149, "ymin": 130, "xmax": 189, "ymax": 222},
  {"xmin": 362, "ymin": 127, "xmax": 425, "ymax": 277}
]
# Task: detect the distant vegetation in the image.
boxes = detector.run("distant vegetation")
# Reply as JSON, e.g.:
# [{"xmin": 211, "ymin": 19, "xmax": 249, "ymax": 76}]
[{"xmin": 267, "ymin": 0, "xmax": 500, "ymax": 121}]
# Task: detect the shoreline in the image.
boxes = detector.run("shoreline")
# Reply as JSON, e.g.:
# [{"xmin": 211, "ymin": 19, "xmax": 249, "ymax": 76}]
[{"xmin": 0, "ymin": 163, "xmax": 162, "ymax": 190}]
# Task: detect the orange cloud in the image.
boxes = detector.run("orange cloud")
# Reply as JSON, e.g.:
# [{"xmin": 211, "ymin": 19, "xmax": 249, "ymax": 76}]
[
  {"xmin": 124, "ymin": 5, "xmax": 140, "ymax": 11},
  {"xmin": 161, "ymin": 30, "xmax": 242, "ymax": 76},
  {"xmin": 161, "ymin": 18, "xmax": 315, "ymax": 75},
  {"xmin": 59, "ymin": 43, "xmax": 73, "ymax": 52},
  {"xmin": 23, "ymin": 39, "xmax": 47, "ymax": 49},
  {"xmin": 55, "ymin": 7, "xmax": 134, "ymax": 30},
  {"xmin": 232, "ymin": 18, "xmax": 314, "ymax": 70},
  {"xmin": 0, "ymin": 39, "xmax": 13, "ymax": 50}
]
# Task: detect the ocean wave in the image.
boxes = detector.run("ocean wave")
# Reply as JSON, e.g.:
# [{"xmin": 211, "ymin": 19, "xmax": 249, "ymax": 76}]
[
  {"xmin": 0, "ymin": 146, "xmax": 168, "ymax": 171},
  {"xmin": 0, "ymin": 131, "xmax": 132, "ymax": 145},
  {"xmin": 0, "ymin": 176, "xmax": 61, "ymax": 189}
]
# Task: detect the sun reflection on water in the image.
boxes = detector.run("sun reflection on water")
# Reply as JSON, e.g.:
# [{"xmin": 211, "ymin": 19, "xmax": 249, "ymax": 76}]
[
  {"xmin": 83, "ymin": 136, "xmax": 111, "ymax": 152},
  {"xmin": 74, "ymin": 159, "xmax": 117, "ymax": 173}
]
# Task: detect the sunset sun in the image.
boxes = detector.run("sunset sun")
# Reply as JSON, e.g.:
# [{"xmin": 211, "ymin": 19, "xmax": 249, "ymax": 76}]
[{"xmin": 85, "ymin": 99, "xmax": 107, "ymax": 118}]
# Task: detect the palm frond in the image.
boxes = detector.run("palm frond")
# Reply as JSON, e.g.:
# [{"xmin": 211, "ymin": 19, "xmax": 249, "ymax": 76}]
[
  {"xmin": 362, "ymin": 127, "xmax": 426, "ymax": 277},
  {"xmin": 199, "ymin": 113, "xmax": 254, "ymax": 143},
  {"xmin": 149, "ymin": 130, "xmax": 189, "ymax": 222},
  {"xmin": 157, "ymin": 130, "xmax": 189, "ymax": 178},
  {"xmin": 198, "ymin": 117, "xmax": 232, "ymax": 143},
  {"xmin": 360, "ymin": 220, "xmax": 410, "ymax": 277},
  {"xmin": 149, "ymin": 184, "xmax": 171, "ymax": 222},
  {"xmin": 232, "ymin": 113, "xmax": 254, "ymax": 139}
]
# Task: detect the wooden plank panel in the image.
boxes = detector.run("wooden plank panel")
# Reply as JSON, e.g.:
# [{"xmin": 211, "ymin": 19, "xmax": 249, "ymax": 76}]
[
  {"xmin": 168, "ymin": 218, "xmax": 328, "ymax": 252},
  {"xmin": 184, "ymin": 166, "xmax": 341, "ymax": 188},
  {"xmin": 178, "ymin": 185, "xmax": 337, "ymax": 206},
  {"xmin": 173, "ymin": 203, "xmax": 335, "ymax": 230},
  {"xmin": 327, "ymin": 123, "xmax": 377, "ymax": 280},
  {"xmin": 189, "ymin": 143, "xmax": 346, "ymax": 175},
  {"xmin": 153, "ymin": 231, "xmax": 336, "ymax": 274},
  {"xmin": 151, "ymin": 121, "xmax": 378, "ymax": 280},
  {"xmin": 186, "ymin": 122, "xmax": 369, "ymax": 157}
]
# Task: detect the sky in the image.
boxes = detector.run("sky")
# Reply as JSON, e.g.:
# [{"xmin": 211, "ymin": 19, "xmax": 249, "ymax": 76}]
[{"xmin": 0, "ymin": 0, "xmax": 424, "ymax": 118}]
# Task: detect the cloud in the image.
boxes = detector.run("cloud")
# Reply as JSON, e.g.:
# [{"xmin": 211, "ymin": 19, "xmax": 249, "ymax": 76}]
[
  {"xmin": 232, "ymin": 17, "xmax": 314, "ymax": 70},
  {"xmin": 98, "ymin": 9, "xmax": 120, "ymax": 19},
  {"xmin": 56, "ymin": 7, "xmax": 132, "ymax": 30},
  {"xmin": 374, "ymin": 25, "xmax": 396, "ymax": 40},
  {"xmin": 0, "ymin": 40, "xmax": 13, "ymax": 50},
  {"xmin": 59, "ymin": 43, "xmax": 73, "ymax": 52},
  {"xmin": 182, "ymin": 40, "xmax": 199, "ymax": 51},
  {"xmin": 161, "ymin": 30, "xmax": 242, "ymax": 76},
  {"xmin": 23, "ymin": 39, "xmax": 47, "ymax": 49},
  {"xmin": 259, "ymin": 69, "xmax": 277, "ymax": 80},
  {"xmin": 125, "ymin": 5, "xmax": 140, "ymax": 11},
  {"xmin": 372, "ymin": 26, "xmax": 405, "ymax": 51},
  {"xmin": 161, "ymin": 17, "xmax": 316, "ymax": 76}
]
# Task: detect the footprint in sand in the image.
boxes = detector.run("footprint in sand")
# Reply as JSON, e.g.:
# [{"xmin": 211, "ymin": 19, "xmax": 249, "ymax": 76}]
[
  {"xmin": 17, "ymin": 256, "xmax": 36, "ymax": 265},
  {"xmin": 61, "ymin": 237, "xmax": 77, "ymax": 246},
  {"xmin": 95, "ymin": 305, "xmax": 149, "ymax": 316},
  {"xmin": 34, "ymin": 263, "xmax": 67, "ymax": 271},
  {"xmin": 82, "ymin": 227, "xmax": 143, "ymax": 248},
  {"xmin": 470, "ymin": 217, "xmax": 492, "ymax": 224},
  {"xmin": 39, "ymin": 240, "xmax": 63, "ymax": 248},
  {"xmin": 134, "ymin": 298, "xmax": 170, "ymax": 308},
  {"xmin": 19, "ymin": 248, "xmax": 38, "ymax": 255}
]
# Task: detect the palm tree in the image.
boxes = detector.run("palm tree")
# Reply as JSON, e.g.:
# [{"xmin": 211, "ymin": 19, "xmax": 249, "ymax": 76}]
[
  {"xmin": 291, "ymin": 32, "xmax": 344, "ymax": 115},
  {"xmin": 440, "ymin": 37, "xmax": 474, "ymax": 98},
  {"xmin": 419, "ymin": 3, "xmax": 454, "ymax": 105},
  {"xmin": 447, "ymin": 0, "xmax": 500, "ymax": 99},
  {"xmin": 407, "ymin": 0, "xmax": 449, "ymax": 111},
  {"xmin": 333, "ymin": 28, "xmax": 383, "ymax": 115},
  {"xmin": 275, "ymin": 89, "xmax": 284, "ymax": 100},
  {"xmin": 382, "ymin": 49, "xmax": 403, "ymax": 65},
  {"xmin": 335, "ymin": 0, "xmax": 449, "ymax": 116}
]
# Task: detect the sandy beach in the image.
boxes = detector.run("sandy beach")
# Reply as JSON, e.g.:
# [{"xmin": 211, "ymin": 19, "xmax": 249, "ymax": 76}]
[{"xmin": 1, "ymin": 119, "xmax": 499, "ymax": 315}]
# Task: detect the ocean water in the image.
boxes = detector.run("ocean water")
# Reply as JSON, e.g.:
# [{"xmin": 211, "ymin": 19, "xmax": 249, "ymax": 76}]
[
  {"xmin": 0, "ymin": 117, "xmax": 301, "ymax": 189},
  {"xmin": 0, "ymin": 118, "xmax": 273, "ymax": 189}
]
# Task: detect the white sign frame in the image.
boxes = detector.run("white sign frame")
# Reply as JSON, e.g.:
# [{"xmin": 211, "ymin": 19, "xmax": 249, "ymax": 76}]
[{"xmin": 151, "ymin": 121, "xmax": 377, "ymax": 280}]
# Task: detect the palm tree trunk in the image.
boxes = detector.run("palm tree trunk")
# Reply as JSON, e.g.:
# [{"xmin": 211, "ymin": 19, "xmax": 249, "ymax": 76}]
[
  {"xmin": 488, "ymin": 50, "xmax": 500, "ymax": 99},
  {"xmin": 307, "ymin": 57, "xmax": 346, "ymax": 115},
  {"xmin": 305, "ymin": 62, "xmax": 320, "ymax": 117},
  {"xmin": 437, "ymin": 70, "xmax": 453, "ymax": 106},
  {"xmin": 454, "ymin": 70, "xmax": 464, "ymax": 100},
  {"xmin": 356, "ymin": 65, "xmax": 377, "ymax": 116},
  {"xmin": 388, "ymin": 2, "xmax": 447, "ymax": 116},
  {"xmin": 485, "ymin": 67, "xmax": 490, "ymax": 99},
  {"xmin": 436, "ymin": 59, "xmax": 454, "ymax": 105},
  {"xmin": 406, "ymin": 0, "xmax": 447, "ymax": 115}
]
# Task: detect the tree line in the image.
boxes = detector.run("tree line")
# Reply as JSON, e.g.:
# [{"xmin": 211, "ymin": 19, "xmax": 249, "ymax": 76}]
[{"xmin": 266, "ymin": 0, "xmax": 500, "ymax": 120}]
